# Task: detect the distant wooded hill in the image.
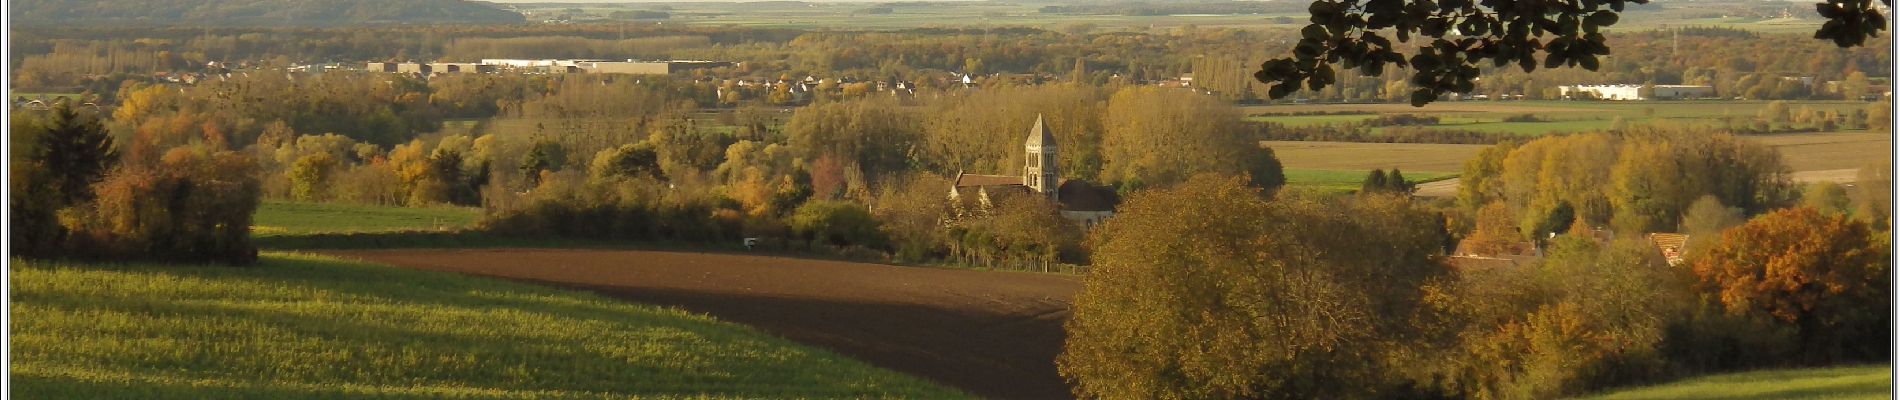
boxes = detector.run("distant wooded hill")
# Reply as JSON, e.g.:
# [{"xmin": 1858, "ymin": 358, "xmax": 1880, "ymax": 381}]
[{"xmin": 11, "ymin": 0, "xmax": 525, "ymax": 26}]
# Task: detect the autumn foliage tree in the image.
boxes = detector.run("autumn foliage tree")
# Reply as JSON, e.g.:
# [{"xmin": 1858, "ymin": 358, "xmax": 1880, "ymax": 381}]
[
  {"xmin": 74, "ymin": 146, "xmax": 263, "ymax": 264},
  {"xmin": 1690, "ymin": 206, "xmax": 1890, "ymax": 363},
  {"xmin": 1061, "ymin": 175, "xmax": 1446, "ymax": 399},
  {"xmin": 1427, "ymin": 237, "xmax": 1685, "ymax": 399},
  {"xmin": 1458, "ymin": 129, "xmax": 1790, "ymax": 240},
  {"xmin": 1100, "ymin": 87, "xmax": 1284, "ymax": 191}
]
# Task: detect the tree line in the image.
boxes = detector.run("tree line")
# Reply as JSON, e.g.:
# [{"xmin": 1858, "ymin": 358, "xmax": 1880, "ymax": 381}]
[
  {"xmin": 1062, "ymin": 160, "xmax": 1889, "ymax": 398},
  {"xmin": 15, "ymin": 24, "xmax": 1888, "ymax": 108}
]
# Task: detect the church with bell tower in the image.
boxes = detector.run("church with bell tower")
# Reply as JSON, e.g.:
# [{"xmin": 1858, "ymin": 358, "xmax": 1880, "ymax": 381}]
[{"xmin": 948, "ymin": 114, "xmax": 1119, "ymax": 227}]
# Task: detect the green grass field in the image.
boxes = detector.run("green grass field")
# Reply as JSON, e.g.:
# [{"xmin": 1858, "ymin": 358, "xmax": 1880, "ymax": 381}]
[
  {"xmin": 1282, "ymin": 169, "xmax": 1456, "ymax": 193},
  {"xmin": 1575, "ymin": 365, "xmax": 1892, "ymax": 400},
  {"xmin": 1246, "ymin": 100, "xmax": 1880, "ymax": 136},
  {"xmin": 10, "ymin": 254, "xmax": 968, "ymax": 399},
  {"xmin": 253, "ymin": 201, "xmax": 482, "ymax": 236}
]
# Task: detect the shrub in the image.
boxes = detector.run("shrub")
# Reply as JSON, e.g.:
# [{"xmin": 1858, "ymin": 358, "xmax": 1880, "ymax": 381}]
[
  {"xmin": 1501, "ymin": 113, "xmax": 1545, "ymax": 123},
  {"xmin": 10, "ymin": 162, "xmax": 65, "ymax": 257},
  {"xmin": 72, "ymin": 146, "xmax": 262, "ymax": 265},
  {"xmin": 1364, "ymin": 113, "xmax": 1441, "ymax": 126},
  {"xmin": 790, "ymin": 200, "xmax": 886, "ymax": 249},
  {"xmin": 482, "ymin": 173, "xmax": 744, "ymax": 245}
]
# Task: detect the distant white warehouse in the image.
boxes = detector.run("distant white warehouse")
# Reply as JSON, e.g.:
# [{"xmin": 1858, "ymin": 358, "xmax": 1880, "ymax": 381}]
[{"xmin": 1560, "ymin": 84, "xmax": 1715, "ymax": 100}]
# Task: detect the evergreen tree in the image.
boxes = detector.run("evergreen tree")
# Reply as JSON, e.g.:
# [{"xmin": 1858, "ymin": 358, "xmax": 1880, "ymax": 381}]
[
  {"xmin": 34, "ymin": 103, "xmax": 118, "ymax": 205},
  {"xmin": 1360, "ymin": 168, "xmax": 1389, "ymax": 194},
  {"xmin": 518, "ymin": 140, "xmax": 564, "ymax": 186},
  {"xmin": 1385, "ymin": 168, "xmax": 1411, "ymax": 193}
]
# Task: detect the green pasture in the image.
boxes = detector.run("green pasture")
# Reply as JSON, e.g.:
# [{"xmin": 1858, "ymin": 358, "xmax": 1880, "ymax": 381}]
[
  {"xmin": 1243, "ymin": 114, "xmax": 1374, "ymax": 126},
  {"xmin": 1574, "ymin": 365, "xmax": 1892, "ymax": 400},
  {"xmin": 1247, "ymin": 100, "xmax": 1880, "ymax": 136},
  {"xmin": 1282, "ymin": 169, "xmax": 1456, "ymax": 193},
  {"xmin": 253, "ymin": 201, "xmax": 482, "ymax": 237},
  {"xmin": 9, "ymin": 254, "xmax": 968, "ymax": 399}
]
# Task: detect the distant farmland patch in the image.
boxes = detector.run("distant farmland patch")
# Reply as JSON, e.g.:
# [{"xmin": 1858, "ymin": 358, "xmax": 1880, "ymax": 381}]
[
  {"xmin": 1246, "ymin": 100, "xmax": 1879, "ymax": 137},
  {"xmin": 1283, "ymin": 169, "xmax": 1457, "ymax": 193},
  {"xmin": 1748, "ymin": 132, "xmax": 1893, "ymax": 171},
  {"xmin": 1265, "ymin": 141, "xmax": 1487, "ymax": 172},
  {"xmin": 1264, "ymin": 130, "xmax": 1888, "ymax": 181},
  {"xmin": 253, "ymin": 201, "xmax": 481, "ymax": 236}
]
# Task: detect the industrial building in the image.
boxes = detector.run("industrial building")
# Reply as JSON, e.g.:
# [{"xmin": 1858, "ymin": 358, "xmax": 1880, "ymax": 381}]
[
  {"xmin": 1560, "ymin": 84, "xmax": 1715, "ymax": 100},
  {"xmin": 578, "ymin": 60, "xmax": 736, "ymax": 75},
  {"xmin": 364, "ymin": 62, "xmax": 494, "ymax": 75}
]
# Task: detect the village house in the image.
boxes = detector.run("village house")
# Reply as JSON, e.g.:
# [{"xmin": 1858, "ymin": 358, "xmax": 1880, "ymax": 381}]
[
  {"xmin": 1648, "ymin": 233, "xmax": 1690, "ymax": 267},
  {"xmin": 1449, "ymin": 227, "xmax": 1688, "ymax": 270},
  {"xmin": 948, "ymin": 115, "xmax": 1119, "ymax": 227}
]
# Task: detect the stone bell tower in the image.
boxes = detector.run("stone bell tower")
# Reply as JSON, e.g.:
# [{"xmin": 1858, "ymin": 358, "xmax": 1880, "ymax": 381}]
[{"xmin": 1024, "ymin": 114, "xmax": 1058, "ymax": 202}]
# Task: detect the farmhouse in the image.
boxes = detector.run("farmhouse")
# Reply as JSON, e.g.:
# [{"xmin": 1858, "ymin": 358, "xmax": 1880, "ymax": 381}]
[
  {"xmin": 1560, "ymin": 84, "xmax": 1715, "ymax": 100},
  {"xmin": 948, "ymin": 115, "xmax": 1119, "ymax": 227},
  {"xmin": 1649, "ymin": 233, "xmax": 1690, "ymax": 267}
]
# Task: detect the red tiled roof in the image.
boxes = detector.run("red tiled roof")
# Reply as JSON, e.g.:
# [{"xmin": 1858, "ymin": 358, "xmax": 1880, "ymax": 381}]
[
  {"xmin": 1650, "ymin": 233, "xmax": 1689, "ymax": 267},
  {"xmin": 954, "ymin": 174, "xmax": 1021, "ymax": 187}
]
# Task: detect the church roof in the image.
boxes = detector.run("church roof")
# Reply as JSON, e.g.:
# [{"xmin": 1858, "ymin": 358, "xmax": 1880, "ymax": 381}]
[
  {"xmin": 1056, "ymin": 180, "xmax": 1119, "ymax": 212},
  {"xmin": 1025, "ymin": 114, "xmax": 1056, "ymax": 148},
  {"xmin": 954, "ymin": 173, "xmax": 1022, "ymax": 188}
]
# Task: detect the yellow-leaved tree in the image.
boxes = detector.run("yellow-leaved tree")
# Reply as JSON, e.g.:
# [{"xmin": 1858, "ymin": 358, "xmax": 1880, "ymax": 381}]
[{"xmin": 1060, "ymin": 175, "xmax": 1444, "ymax": 399}]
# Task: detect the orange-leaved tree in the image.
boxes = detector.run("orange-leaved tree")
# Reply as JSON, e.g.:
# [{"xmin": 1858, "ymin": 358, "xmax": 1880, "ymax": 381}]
[{"xmin": 1691, "ymin": 206, "xmax": 1890, "ymax": 362}]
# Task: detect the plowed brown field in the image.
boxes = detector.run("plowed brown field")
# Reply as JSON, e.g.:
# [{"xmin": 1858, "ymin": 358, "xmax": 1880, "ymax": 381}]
[{"xmin": 326, "ymin": 248, "xmax": 1083, "ymax": 400}]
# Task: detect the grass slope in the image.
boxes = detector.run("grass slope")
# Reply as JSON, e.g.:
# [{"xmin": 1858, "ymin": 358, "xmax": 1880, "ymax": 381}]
[
  {"xmin": 1575, "ymin": 365, "xmax": 1892, "ymax": 400},
  {"xmin": 253, "ymin": 201, "xmax": 482, "ymax": 236},
  {"xmin": 10, "ymin": 254, "xmax": 969, "ymax": 399}
]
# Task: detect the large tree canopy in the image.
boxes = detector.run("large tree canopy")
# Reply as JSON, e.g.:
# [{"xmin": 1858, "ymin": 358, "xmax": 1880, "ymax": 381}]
[{"xmin": 1256, "ymin": 0, "xmax": 1891, "ymax": 106}]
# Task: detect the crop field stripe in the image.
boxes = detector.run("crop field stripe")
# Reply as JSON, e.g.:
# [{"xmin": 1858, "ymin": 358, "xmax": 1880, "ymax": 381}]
[
  {"xmin": 253, "ymin": 201, "xmax": 482, "ymax": 236},
  {"xmin": 11, "ymin": 253, "xmax": 969, "ymax": 399},
  {"xmin": 328, "ymin": 248, "xmax": 1083, "ymax": 399}
]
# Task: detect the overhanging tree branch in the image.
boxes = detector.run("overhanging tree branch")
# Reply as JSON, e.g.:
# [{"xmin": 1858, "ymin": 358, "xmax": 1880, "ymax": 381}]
[{"xmin": 1256, "ymin": 0, "xmax": 1890, "ymax": 107}]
